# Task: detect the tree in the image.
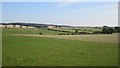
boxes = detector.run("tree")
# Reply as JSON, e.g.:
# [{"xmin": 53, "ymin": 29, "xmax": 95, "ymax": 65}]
[
  {"xmin": 5, "ymin": 25, "xmax": 7, "ymax": 28},
  {"xmin": 39, "ymin": 32, "xmax": 43, "ymax": 35},
  {"xmin": 109, "ymin": 28, "xmax": 114, "ymax": 34},
  {"xmin": 114, "ymin": 26, "xmax": 120, "ymax": 33},
  {"xmin": 20, "ymin": 25, "xmax": 22, "ymax": 28},
  {"xmin": 114, "ymin": 26, "xmax": 119, "ymax": 30},
  {"xmin": 26, "ymin": 25, "xmax": 29, "ymax": 29},
  {"xmin": 75, "ymin": 29, "xmax": 78, "ymax": 33},
  {"xmin": 13, "ymin": 25, "xmax": 16, "ymax": 28},
  {"xmin": 102, "ymin": 26, "xmax": 113, "ymax": 34}
]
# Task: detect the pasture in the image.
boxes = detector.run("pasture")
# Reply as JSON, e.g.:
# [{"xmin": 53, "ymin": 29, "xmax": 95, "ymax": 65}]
[
  {"xmin": 14, "ymin": 33, "xmax": 118, "ymax": 43},
  {"xmin": 2, "ymin": 28, "xmax": 118, "ymax": 66},
  {"xmin": 2, "ymin": 28, "xmax": 67, "ymax": 35},
  {"xmin": 48, "ymin": 27, "xmax": 102, "ymax": 33}
]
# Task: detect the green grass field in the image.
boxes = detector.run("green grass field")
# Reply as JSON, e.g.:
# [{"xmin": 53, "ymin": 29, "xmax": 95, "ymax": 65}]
[
  {"xmin": 2, "ymin": 28, "xmax": 118, "ymax": 66},
  {"xmin": 50, "ymin": 27, "xmax": 102, "ymax": 33},
  {"xmin": 2, "ymin": 28, "xmax": 67, "ymax": 35}
]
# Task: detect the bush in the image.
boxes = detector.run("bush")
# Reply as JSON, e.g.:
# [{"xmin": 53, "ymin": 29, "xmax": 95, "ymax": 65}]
[
  {"xmin": 75, "ymin": 29, "xmax": 78, "ymax": 33},
  {"xmin": 58, "ymin": 33, "xmax": 70, "ymax": 35},
  {"xmin": 39, "ymin": 32, "xmax": 43, "ymax": 35},
  {"xmin": 92, "ymin": 31, "xmax": 101, "ymax": 34},
  {"xmin": 102, "ymin": 26, "xmax": 113, "ymax": 34},
  {"xmin": 114, "ymin": 26, "xmax": 120, "ymax": 33},
  {"xmin": 5, "ymin": 26, "xmax": 7, "ymax": 28}
]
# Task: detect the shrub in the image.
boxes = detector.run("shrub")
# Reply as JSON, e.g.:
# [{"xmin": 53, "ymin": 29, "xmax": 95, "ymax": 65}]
[
  {"xmin": 102, "ymin": 26, "xmax": 113, "ymax": 34},
  {"xmin": 114, "ymin": 26, "xmax": 120, "ymax": 33},
  {"xmin": 75, "ymin": 29, "xmax": 78, "ymax": 33},
  {"xmin": 5, "ymin": 26, "xmax": 7, "ymax": 28},
  {"xmin": 92, "ymin": 31, "xmax": 101, "ymax": 34},
  {"xmin": 58, "ymin": 33, "xmax": 70, "ymax": 35},
  {"xmin": 39, "ymin": 32, "xmax": 43, "ymax": 35}
]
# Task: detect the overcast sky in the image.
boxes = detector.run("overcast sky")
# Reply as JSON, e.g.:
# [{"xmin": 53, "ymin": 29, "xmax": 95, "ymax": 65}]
[{"xmin": 2, "ymin": 2, "xmax": 118, "ymax": 26}]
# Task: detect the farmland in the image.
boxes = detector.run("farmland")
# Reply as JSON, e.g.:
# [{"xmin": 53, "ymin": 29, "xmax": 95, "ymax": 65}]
[
  {"xmin": 13, "ymin": 33, "xmax": 118, "ymax": 43},
  {"xmin": 2, "ymin": 28, "xmax": 118, "ymax": 66},
  {"xmin": 53, "ymin": 27, "xmax": 102, "ymax": 33},
  {"xmin": 2, "ymin": 28, "xmax": 67, "ymax": 35}
]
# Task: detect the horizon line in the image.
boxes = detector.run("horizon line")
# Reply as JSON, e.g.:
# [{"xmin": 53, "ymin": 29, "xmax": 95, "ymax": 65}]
[{"xmin": 0, "ymin": 22, "xmax": 118, "ymax": 27}]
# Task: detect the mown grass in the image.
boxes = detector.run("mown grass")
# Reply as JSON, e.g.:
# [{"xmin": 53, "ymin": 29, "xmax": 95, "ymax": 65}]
[
  {"xmin": 3, "ymin": 35, "xmax": 118, "ymax": 66},
  {"xmin": 2, "ymin": 28, "xmax": 118, "ymax": 66}
]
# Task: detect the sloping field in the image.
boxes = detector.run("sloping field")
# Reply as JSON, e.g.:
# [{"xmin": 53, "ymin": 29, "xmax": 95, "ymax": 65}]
[
  {"xmin": 2, "ymin": 28, "xmax": 118, "ymax": 66},
  {"xmin": 13, "ymin": 33, "xmax": 118, "ymax": 43},
  {"xmin": 2, "ymin": 35, "xmax": 118, "ymax": 66},
  {"xmin": 2, "ymin": 28, "xmax": 67, "ymax": 35}
]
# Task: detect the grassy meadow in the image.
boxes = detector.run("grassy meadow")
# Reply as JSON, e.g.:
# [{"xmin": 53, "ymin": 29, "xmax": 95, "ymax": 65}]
[
  {"xmin": 2, "ymin": 28, "xmax": 118, "ymax": 66},
  {"xmin": 2, "ymin": 28, "xmax": 67, "ymax": 35}
]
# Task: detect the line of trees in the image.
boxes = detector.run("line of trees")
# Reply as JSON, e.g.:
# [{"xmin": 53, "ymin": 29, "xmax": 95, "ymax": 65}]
[
  {"xmin": 46, "ymin": 26, "xmax": 120, "ymax": 35},
  {"xmin": 101, "ymin": 26, "xmax": 114, "ymax": 34},
  {"xmin": 47, "ymin": 28, "xmax": 71, "ymax": 33},
  {"xmin": 93, "ymin": 26, "xmax": 120, "ymax": 34}
]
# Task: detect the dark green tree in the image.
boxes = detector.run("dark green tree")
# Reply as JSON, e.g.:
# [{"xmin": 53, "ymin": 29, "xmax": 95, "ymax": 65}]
[
  {"xmin": 102, "ymin": 26, "xmax": 113, "ymax": 34},
  {"xmin": 114, "ymin": 26, "xmax": 120, "ymax": 33},
  {"xmin": 39, "ymin": 32, "xmax": 43, "ymax": 35},
  {"xmin": 20, "ymin": 25, "xmax": 22, "ymax": 28},
  {"xmin": 13, "ymin": 25, "xmax": 16, "ymax": 28},
  {"xmin": 75, "ymin": 29, "xmax": 78, "ymax": 33},
  {"xmin": 5, "ymin": 25, "xmax": 7, "ymax": 28}
]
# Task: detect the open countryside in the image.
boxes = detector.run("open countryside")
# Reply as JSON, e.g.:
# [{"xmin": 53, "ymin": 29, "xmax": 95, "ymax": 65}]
[
  {"xmin": 2, "ymin": 2, "xmax": 119, "ymax": 66},
  {"xmin": 2, "ymin": 25, "xmax": 119, "ymax": 66}
]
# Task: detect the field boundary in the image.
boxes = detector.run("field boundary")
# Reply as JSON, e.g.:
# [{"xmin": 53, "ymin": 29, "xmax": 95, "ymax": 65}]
[{"xmin": 11, "ymin": 34, "xmax": 118, "ymax": 43}]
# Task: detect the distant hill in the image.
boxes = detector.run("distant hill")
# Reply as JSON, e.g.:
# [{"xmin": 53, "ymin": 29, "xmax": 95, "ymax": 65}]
[{"xmin": 0, "ymin": 22, "xmax": 71, "ymax": 28}]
